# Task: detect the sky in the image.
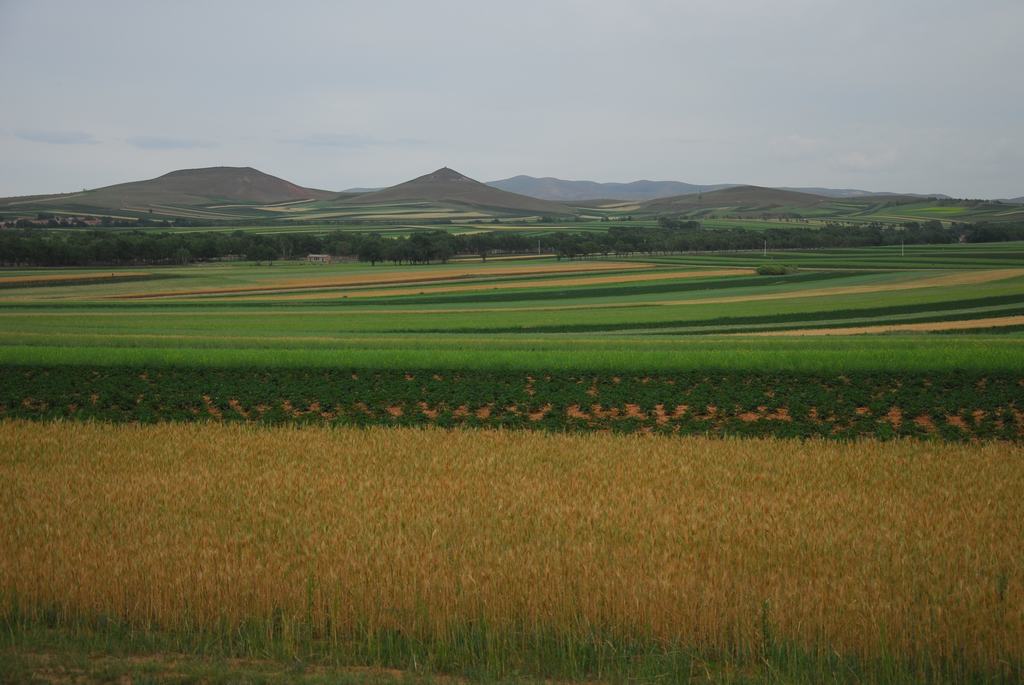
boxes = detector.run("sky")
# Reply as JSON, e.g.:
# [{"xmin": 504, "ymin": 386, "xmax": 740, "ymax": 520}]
[{"xmin": 1, "ymin": 0, "xmax": 1022, "ymax": 198}]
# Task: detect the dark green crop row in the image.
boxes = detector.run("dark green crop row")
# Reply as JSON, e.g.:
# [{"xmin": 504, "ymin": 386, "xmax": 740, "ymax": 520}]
[
  {"xmin": 2, "ymin": 367, "xmax": 1021, "ymax": 441},
  {"xmin": 419, "ymin": 293, "xmax": 1024, "ymax": 335},
  {"xmin": 648, "ymin": 303, "xmax": 1024, "ymax": 335},
  {"xmin": 0, "ymin": 274, "xmax": 170, "ymax": 290}
]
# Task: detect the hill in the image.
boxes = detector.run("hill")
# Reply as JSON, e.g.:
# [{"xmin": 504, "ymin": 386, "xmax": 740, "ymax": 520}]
[
  {"xmin": 488, "ymin": 176, "xmax": 954, "ymax": 202},
  {"xmin": 340, "ymin": 186, "xmax": 384, "ymax": 194},
  {"xmin": 487, "ymin": 175, "xmax": 735, "ymax": 202},
  {"xmin": 638, "ymin": 185, "xmax": 831, "ymax": 213},
  {"xmin": 777, "ymin": 186, "xmax": 877, "ymax": 198},
  {"xmin": 0, "ymin": 167, "xmax": 334, "ymax": 213},
  {"xmin": 342, "ymin": 167, "xmax": 572, "ymax": 215},
  {"xmin": 780, "ymin": 187, "xmax": 951, "ymax": 200}
]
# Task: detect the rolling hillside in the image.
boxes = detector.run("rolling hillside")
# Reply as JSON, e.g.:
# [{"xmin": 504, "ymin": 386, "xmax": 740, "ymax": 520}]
[
  {"xmin": 780, "ymin": 187, "xmax": 950, "ymax": 200},
  {"xmin": 488, "ymin": 176, "xmax": 952, "ymax": 202},
  {"xmin": 0, "ymin": 167, "xmax": 334, "ymax": 214},
  {"xmin": 637, "ymin": 185, "xmax": 832, "ymax": 213},
  {"xmin": 488, "ymin": 175, "xmax": 735, "ymax": 201},
  {"xmin": 342, "ymin": 167, "xmax": 572, "ymax": 215},
  {"xmin": 1, "ymin": 166, "xmax": 1017, "ymax": 225}
]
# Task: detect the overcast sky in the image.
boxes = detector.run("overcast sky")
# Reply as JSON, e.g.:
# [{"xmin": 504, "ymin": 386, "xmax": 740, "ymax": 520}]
[{"xmin": 1, "ymin": 0, "xmax": 1021, "ymax": 198}]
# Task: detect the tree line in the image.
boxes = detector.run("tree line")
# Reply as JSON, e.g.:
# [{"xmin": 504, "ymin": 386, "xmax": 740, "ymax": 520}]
[
  {"xmin": 0, "ymin": 213, "xmax": 570, "ymax": 230},
  {"xmin": 1, "ymin": 220, "xmax": 1022, "ymax": 267},
  {"xmin": 0, "ymin": 229, "xmax": 545, "ymax": 266}
]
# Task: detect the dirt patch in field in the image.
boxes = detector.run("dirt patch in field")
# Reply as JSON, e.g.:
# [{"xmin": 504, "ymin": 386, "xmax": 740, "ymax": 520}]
[
  {"xmin": 624, "ymin": 403, "xmax": 647, "ymax": 419},
  {"xmin": 227, "ymin": 398, "xmax": 249, "ymax": 418},
  {"xmin": 653, "ymin": 404, "xmax": 689, "ymax": 425},
  {"xmin": 747, "ymin": 315, "xmax": 1024, "ymax": 336},
  {"xmin": 528, "ymin": 404, "xmax": 553, "ymax": 421},
  {"xmin": 567, "ymin": 404, "xmax": 589, "ymax": 420},
  {"xmin": 884, "ymin": 407, "xmax": 903, "ymax": 429},
  {"xmin": 418, "ymin": 402, "xmax": 440, "ymax": 419},
  {"xmin": 914, "ymin": 414, "xmax": 936, "ymax": 432},
  {"xmin": 946, "ymin": 414, "xmax": 968, "ymax": 431},
  {"xmin": 201, "ymin": 395, "xmax": 222, "ymax": 419},
  {"xmin": 738, "ymin": 406, "xmax": 793, "ymax": 423}
]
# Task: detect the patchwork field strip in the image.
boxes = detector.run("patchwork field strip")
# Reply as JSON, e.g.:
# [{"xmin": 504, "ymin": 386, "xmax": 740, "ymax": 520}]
[
  {"xmin": 222, "ymin": 268, "xmax": 754, "ymax": 301},
  {"xmin": 108, "ymin": 261, "xmax": 649, "ymax": 300},
  {"xmin": 0, "ymin": 271, "xmax": 147, "ymax": 285},
  {"xmin": 261, "ymin": 269, "xmax": 1024, "ymax": 315},
  {"xmin": 749, "ymin": 314, "xmax": 1024, "ymax": 336}
]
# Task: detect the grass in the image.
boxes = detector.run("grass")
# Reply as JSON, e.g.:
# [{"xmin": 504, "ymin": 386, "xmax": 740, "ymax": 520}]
[
  {"xmin": 0, "ymin": 645, "xmax": 469, "ymax": 685},
  {"xmin": 0, "ymin": 335, "xmax": 1022, "ymax": 372},
  {"xmin": 1, "ymin": 421, "xmax": 1021, "ymax": 683},
  {"xmin": 0, "ymin": 254, "xmax": 1022, "ymax": 374}
]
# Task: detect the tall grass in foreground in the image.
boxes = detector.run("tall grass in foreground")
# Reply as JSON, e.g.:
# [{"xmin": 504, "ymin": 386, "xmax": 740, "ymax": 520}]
[{"xmin": 1, "ymin": 421, "xmax": 1022, "ymax": 682}]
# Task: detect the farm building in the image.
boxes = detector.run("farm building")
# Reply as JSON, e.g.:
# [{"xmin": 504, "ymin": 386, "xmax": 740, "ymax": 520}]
[{"xmin": 306, "ymin": 254, "xmax": 332, "ymax": 264}]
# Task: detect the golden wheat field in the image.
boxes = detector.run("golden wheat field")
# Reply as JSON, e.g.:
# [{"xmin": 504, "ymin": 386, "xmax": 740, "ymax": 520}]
[{"xmin": 1, "ymin": 420, "xmax": 1022, "ymax": 679}]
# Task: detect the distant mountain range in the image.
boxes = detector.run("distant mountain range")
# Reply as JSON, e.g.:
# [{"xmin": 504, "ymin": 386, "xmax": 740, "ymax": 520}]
[
  {"xmin": 0, "ymin": 166, "xmax": 574, "ymax": 218},
  {"xmin": 487, "ymin": 176, "xmax": 735, "ymax": 202},
  {"xmin": 2, "ymin": 166, "xmax": 1013, "ymax": 224},
  {"xmin": 488, "ymin": 175, "xmax": 952, "ymax": 202},
  {"xmin": 778, "ymin": 187, "xmax": 953, "ymax": 200}
]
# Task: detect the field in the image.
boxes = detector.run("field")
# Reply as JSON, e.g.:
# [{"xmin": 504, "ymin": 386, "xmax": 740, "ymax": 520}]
[
  {"xmin": 2, "ymin": 242, "xmax": 1024, "ymax": 683},
  {"xmin": 3, "ymin": 421, "xmax": 1023, "ymax": 683}
]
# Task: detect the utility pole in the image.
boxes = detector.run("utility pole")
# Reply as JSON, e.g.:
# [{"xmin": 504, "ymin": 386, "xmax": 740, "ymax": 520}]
[
  {"xmin": 901, "ymin": 239, "xmax": 905, "ymax": 257},
  {"xmin": 763, "ymin": 239, "xmax": 767, "ymax": 257},
  {"xmin": 538, "ymin": 238, "xmax": 542, "ymax": 256}
]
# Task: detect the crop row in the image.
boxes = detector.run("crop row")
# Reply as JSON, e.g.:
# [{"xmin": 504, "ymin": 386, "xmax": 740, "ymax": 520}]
[
  {"xmin": 2, "ymin": 367, "xmax": 1021, "ymax": 440},
  {"xmin": 429, "ymin": 293, "xmax": 1024, "ymax": 335},
  {"xmin": 353, "ymin": 270, "xmax": 848, "ymax": 306},
  {"xmin": 0, "ymin": 274, "xmax": 166, "ymax": 290}
]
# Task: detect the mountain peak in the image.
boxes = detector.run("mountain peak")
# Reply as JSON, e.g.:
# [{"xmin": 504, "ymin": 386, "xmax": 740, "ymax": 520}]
[
  {"xmin": 160, "ymin": 166, "xmax": 260, "ymax": 178},
  {"xmin": 339, "ymin": 167, "xmax": 572, "ymax": 214},
  {"xmin": 47, "ymin": 166, "xmax": 334, "ymax": 208},
  {"xmin": 421, "ymin": 167, "xmax": 471, "ymax": 182}
]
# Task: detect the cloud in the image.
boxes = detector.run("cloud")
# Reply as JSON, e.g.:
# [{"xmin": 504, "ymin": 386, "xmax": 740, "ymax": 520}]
[
  {"xmin": 771, "ymin": 134, "xmax": 827, "ymax": 158},
  {"xmin": 833, "ymin": 149, "xmax": 899, "ymax": 173},
  {"xmin": 15, "ymin": 129, "xmax": 98, "ymax": 145},
  {"xmin": 281, "ymin": 133, "xmax": 425, "ymax": 148},
  {"xmin": 126, "ymin": 136, "xmax": 217, "ymax": 150}
]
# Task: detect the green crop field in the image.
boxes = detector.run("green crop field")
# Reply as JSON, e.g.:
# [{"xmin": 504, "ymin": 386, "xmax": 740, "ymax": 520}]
[
  {"xmin": 3, "ymin": 240, "xmax": 1024, "ymax": 684},
  {"xmin": 2, "ymin": 242, "xmax": 1023, "ymax": 441}
]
